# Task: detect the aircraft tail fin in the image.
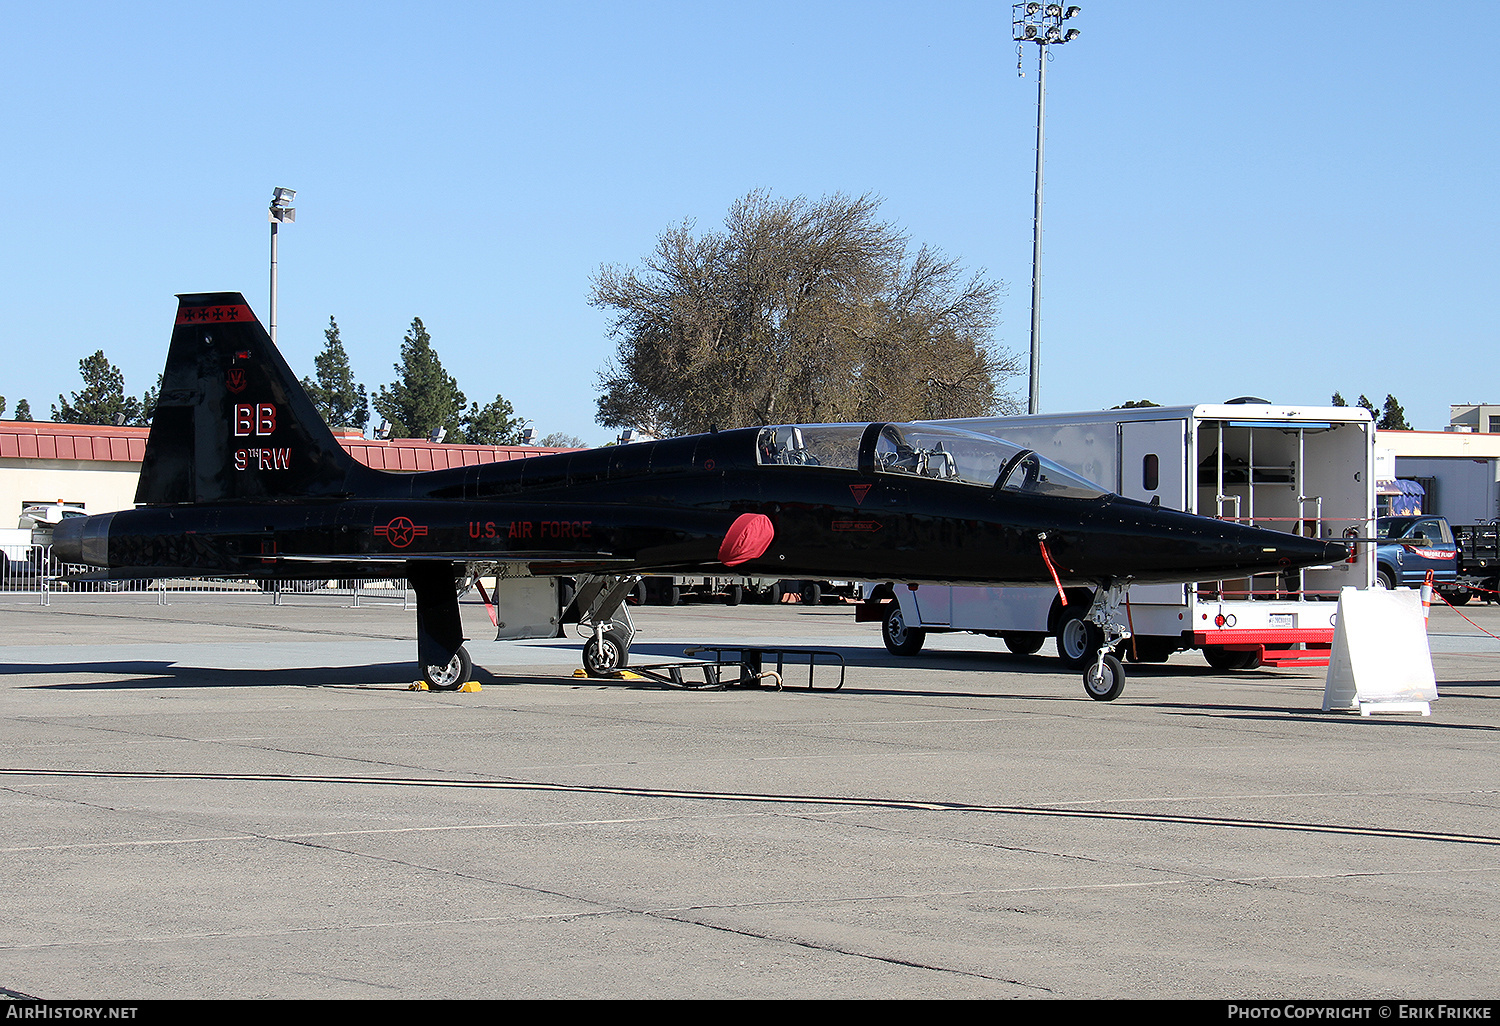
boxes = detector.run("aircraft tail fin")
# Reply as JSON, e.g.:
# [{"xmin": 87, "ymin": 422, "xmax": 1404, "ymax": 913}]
[{"xmin": 136, "ymin": 293, "xmax": 380, "ymax": 505}]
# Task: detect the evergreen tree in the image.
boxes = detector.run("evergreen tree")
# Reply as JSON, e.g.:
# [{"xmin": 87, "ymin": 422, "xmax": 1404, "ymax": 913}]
[
  {"xmin": 53, "ymin": 351, "xmax": 142, "ymax": 425},
  {"xmin": 1357, "ymin": 395, "xmax": 1378, "ymax": 417},
  {"xmin": 135, "ymin": 374, "xmax": 162, "ymax": 427},
  {"xmin": 462, "ymin": 395, "xmax": 527, "ymax": 445},
  {"xmin": 0, "ymin": 396, "xmax": 6, "ymax": 418},
  {"xmin": 1331, "ymin": 392, "xmax": 1347, "ymax": 407},
  {"xmin": 1379, "ymin": 394, "xmax": 1411, "ymax": 431},
  {"xmin": 14, "ymin": 399, "xmax": 32, "ymax": 421},
  {"xmin": 371, "ymin": 318, "xmax": 466, "ymax": 440},
  {"xmin": 302, "ymin": 316, "xmax": 370, "ymax": 430}
]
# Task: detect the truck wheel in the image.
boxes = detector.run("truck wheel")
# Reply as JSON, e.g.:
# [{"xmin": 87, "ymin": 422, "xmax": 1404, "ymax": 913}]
[
  {"xmin": 1002, "ymin": 631, "xmax": 1046, "ymax": 656},
  {"xmin": 1375, "ymin": 569, "xmax": 1395, "ymax": 590},
  {"xmin": 1442, "ymin": 587, "xmax": 1471, "ymax": 606},
  {"xmin": 882, "ymin": 604, "xmax": 926, "ymax": 656},
  {"xmin": 1055, "ymin": 610, "xmax": 1103, "ymax": 670},
  {"xmin": 1083, "ymin": 653, "xmax": 1126, "ymax": 702}
]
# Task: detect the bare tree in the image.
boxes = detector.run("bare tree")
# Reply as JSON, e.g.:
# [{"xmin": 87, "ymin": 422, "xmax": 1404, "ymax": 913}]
[{"xmin": 591, "ymin": 191, "xmax": 1018, "ymax": 436}]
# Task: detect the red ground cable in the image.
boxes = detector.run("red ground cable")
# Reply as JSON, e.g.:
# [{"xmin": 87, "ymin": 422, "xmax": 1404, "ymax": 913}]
[{"xmin": 1039, "ymin": 537, "xmax": 1066, "ymax": 607}]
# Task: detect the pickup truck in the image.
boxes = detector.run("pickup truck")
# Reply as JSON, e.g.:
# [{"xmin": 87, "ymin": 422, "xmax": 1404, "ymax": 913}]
[
  {"xmin": 1451, "ymin": 523, "xmax": 1500, "ymax": 604},
  {"xmin": 1374, "ymin": 516, "xmax": 1458, "ymax": 593}
]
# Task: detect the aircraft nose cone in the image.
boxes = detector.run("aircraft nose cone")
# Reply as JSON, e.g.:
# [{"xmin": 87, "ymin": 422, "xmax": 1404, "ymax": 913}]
[
  {"xmin": 1262, "ymin": 533, "xmax": 1350, "ymax": 568},
  {"xmin": 1066, "ymin": 500, "xmax": 1351, "ymax": 584}
]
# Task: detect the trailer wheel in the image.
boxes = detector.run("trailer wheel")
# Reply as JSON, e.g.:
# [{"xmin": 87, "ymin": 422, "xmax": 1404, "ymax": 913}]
[
  {"xmin": 723, "ymin": 584, "xmax": 743, "ymax": 606},
  {"xmin": 1203, "ymin": 646, "xmax": 1260, "ymax": 671},
  {"xmin": 882, "ymin": 603, "xmax": 926, "ymax": 656},
  {"xmin": 1126, "ymin": 637, "xmax": 1177, "ymax": 663},
  {"xmin": 1002, "ymin": 631, "xmax": 1046, "ymax": 656},
  {"xmin": 800, "ymin": 581, "xmax": 822, "ymax": 605},
  {"xmin": 1055, "ymin": 609, "xmax": 1104, "ymax": 670},
  {"xmin": 1083, "ymin": 653, "xmax": 1126, "ymax": 702}
]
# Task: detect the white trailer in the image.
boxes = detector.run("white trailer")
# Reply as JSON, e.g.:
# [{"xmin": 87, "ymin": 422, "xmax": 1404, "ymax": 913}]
[{"xmin": 857, "ymin": 403, "xmax": 1375, "ymax": 671}]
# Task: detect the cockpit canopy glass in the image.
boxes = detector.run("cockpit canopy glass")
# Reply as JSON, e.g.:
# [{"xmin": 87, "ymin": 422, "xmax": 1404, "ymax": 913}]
[
  {"xmin": 755, "ymin": 424, "xmax": 865, "ymax": 470},
  {"xmin": 754, "ymin": 423, "xmax": 1109, "ymax": 499}
]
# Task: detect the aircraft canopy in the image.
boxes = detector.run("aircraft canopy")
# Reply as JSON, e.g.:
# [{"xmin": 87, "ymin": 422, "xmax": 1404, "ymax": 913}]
[{"xmin": 754, "ymin": 423, "xmax": 1108, "ymax": 499}]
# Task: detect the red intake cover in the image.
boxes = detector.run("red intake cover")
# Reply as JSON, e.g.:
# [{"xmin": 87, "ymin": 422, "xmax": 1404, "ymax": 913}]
[{"xmin": 719, "ymin": 513, "xmax": 775, "ymax": 566}]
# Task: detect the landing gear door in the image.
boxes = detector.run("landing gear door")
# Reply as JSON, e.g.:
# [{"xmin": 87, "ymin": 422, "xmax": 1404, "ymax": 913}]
[
  {"xmin": 1119, "ymin": 419, "xmax": 1189, "ymax": 603},
  {"xmin": 492, "ymin": 576, "xmax": 563, "ymax": 641}
]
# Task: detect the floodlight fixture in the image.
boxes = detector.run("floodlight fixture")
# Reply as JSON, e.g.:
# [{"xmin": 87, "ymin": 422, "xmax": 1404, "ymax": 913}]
[
  {"xmin": 268, "ymin": 186, "xmax": 296, "ymax": 343},
  {"xmin": 1011, "ymin": 2, "xmax": 1081, "ymax": 415}
]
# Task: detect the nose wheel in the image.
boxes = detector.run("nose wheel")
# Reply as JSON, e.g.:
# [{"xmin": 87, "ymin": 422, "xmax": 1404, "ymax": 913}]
[
  {"xmin": 1083, "ymin": 651, "xmax": 1125, "ymax": 702},
  {"xmin": 1080, "ymin": 581, "xmax": 1131, "ymax": 702}
]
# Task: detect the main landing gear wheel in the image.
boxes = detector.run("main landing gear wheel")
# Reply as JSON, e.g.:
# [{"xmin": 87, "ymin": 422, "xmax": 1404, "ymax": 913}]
[
  {"xmin": 423, "ymin": 645, "xmax": 472, "ymax": 691},
  {"xmin": 1083, "ymin": 653, "xmax": 1126, "ymax": 702},
  {"xmin": 881, "ymin": 603, "xmax": 926, "ymax": 656},
  {"xmin": 582, "ymin": 632, "xmax": 631, "ymax": 677}
]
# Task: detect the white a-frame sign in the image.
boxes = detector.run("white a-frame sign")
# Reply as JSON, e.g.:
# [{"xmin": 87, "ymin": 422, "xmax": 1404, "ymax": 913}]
[{"xmin": 1322, "ymin": 588, "xmax": 1438, "ymax": 715}]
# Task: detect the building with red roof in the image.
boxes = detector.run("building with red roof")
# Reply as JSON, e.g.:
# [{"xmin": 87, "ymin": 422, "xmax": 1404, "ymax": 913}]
[{"xmin": 0, "ymin": 421, "xmax": 573, "ymax": 527}]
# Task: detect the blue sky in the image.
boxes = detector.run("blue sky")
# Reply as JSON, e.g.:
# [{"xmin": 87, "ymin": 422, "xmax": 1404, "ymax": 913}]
[{"xmin": 3, "ymin": 1, "xmax": 1496, "ymax": 443}]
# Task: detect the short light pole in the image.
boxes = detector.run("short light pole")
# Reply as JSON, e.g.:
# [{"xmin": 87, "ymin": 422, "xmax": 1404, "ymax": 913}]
[
  {"xmin": 1013, "ymin": 4, "xmax": 1080, "ymax": 415},
  {"xmin": 268, "ymin": 187, "xmax": 296, "ymax": 343}
]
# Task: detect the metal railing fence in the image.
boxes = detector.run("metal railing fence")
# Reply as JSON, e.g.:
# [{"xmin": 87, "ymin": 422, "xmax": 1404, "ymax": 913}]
[{"xmin": 0, "ymin": 544, "xmax": 410, "ymax": 608}]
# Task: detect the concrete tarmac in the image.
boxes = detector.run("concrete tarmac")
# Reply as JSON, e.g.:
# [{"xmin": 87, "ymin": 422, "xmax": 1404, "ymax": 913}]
[{"xmin": 1, "ymin": 590, "xmax": 1497, "ymax": 1000}]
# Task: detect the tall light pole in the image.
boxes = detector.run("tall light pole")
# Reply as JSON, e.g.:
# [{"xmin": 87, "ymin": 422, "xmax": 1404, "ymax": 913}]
[
  {"xmin": 268, "ymin": 187, "xmax": 296, "ymax": 343},
  {"xmin": 1013, "ymin": 3, "xmax": 1080, "ymax": 415}
]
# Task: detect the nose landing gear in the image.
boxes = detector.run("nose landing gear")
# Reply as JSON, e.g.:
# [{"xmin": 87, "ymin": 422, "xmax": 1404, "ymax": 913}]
[{"xmin": 1081, "ymin": 581, "xmax": 1131, "ymax": 702}]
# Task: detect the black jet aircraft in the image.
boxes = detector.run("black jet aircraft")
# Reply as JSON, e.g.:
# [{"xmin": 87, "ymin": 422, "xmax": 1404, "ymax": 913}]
[{"xmin": 54, "ymin": 292, "xmax": 1348, "ymax": 700}]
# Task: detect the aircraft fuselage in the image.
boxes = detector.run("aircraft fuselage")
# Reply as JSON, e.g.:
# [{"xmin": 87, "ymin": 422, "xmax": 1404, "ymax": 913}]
[{"xmin": 65, "ymin": 424, "xmax": 1342, "ymax": 589}]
